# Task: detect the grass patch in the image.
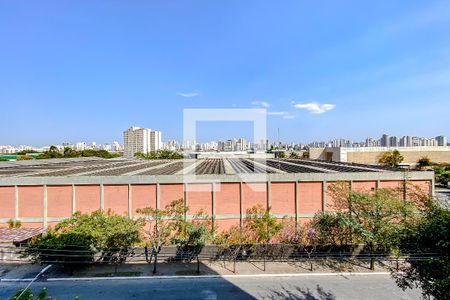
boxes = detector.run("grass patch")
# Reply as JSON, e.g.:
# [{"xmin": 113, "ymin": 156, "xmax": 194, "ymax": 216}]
[
  {"xmin": 175, "ymin": 270, "xmax": 207, "ymax": 276},
  {"xmin": 93, "ymin": 271, "xmax": 142, "ymax": 277}
]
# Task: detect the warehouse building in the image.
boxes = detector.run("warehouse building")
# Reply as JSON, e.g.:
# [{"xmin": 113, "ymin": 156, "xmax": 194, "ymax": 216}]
[
  {"xmin": 310, "ymin": 146, "xmax": 450, "ymax": 166},
  {"xmin": 0, "ymin": 158, "xmax": 434, "ymax": 231}
]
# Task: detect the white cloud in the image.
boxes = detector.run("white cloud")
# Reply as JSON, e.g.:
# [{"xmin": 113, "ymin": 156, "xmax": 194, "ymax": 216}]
[
  {"xmin": 266, "ymin": 111, "xmax": 296, "ymax": 119},
  {"xmin": 177, "ymin": 92, "xmax": 199, "ymax": 98},
  {"xmin": 293, "ymin": 101, "xmax": 336, "ymax": 114},
  {"xmin": 267, "ymin": 111, "xmax": 287, "ymax": 116},
  {"xmin": 251, "ymin": 100, "xmax": 270, "ymax": 108}
]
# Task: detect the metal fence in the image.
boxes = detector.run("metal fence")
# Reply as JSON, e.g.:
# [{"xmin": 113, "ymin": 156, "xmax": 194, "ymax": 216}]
[{"xmin": 0, "ymin": 244, "xmax": 445, "ymax": 266}]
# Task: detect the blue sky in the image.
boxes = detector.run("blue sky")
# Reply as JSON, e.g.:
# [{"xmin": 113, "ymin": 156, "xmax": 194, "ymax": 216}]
[{"xmin": 0, "ymin": 1, "xmax": 449, "ymax": 145}]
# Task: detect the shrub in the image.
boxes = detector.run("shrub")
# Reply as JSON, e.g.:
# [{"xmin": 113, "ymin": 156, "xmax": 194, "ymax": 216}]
[
  {"xmin": 27, "ymin": 210, "xmax": 143, "ymax": 265},
  {"xmin": 417, "ymin": 157, "xmax": 432, "ymax": 168},
  {"xmin": 7, "ymin": 219, "xmax": 21, "ymax": 228}
]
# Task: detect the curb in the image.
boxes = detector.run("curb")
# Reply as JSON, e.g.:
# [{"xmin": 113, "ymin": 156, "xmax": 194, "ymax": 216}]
[
  {"xmin": 39, "ymin": 272, "xmax": 392, "ymax": 282},
  {"xmin": 1, "ymin": 278, "xmax": 35, "ymax": 282}
]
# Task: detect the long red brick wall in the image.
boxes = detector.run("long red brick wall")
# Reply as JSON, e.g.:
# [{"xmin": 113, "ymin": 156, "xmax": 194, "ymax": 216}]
[{"xmin": 0, "ymin": 180, "xmax": 432, "ymax": 230}]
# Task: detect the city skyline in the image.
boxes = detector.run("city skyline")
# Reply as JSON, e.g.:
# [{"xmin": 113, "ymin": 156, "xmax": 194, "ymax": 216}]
[
  {"xmin": 1, "ymin": 132, "xmax": 448, "ymax": 153},
  {"xmin": 1, "ymin": 1, "xmax": 449, "ymax": 145}
]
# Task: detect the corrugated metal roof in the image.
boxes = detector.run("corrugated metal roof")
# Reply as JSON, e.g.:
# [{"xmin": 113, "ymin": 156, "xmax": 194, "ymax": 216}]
[{"xmin": 0, "ymin": 157, "xmax": 402, "ymax": 177}]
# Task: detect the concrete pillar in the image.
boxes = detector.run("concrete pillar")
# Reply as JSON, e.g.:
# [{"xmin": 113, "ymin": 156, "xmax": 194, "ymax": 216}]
[
  {"xmin": 156, "ymin": 183, "xmax": 160, "ymax": 210},
  {"xmin": 295, "ymin": 181, "xmax": 299, "ymax": 227},
  {"xmin": 14, "ymin": 185, "xmax": 19, "ymax": 220},
  {"xmin": 184, "ymin": 183, "xmax": 188, "ymax": 221},
  {"xmin": 72, "ymin": 184, "xmax": 76, "ymax": 214},
  {"xmin": 322, "ymin": 181, "xmax": 327, "ymax": 212},
  {"xmin": 43, "ymin": 185, "xmax": 48, "ymax": 228},
  {"xmin": 211, "ymin": 182, "xmax": 216, "ymax": 232},
  {"xmin": 267, "ymin": 180, "xmax": 271, "ymax": 210},
  {"xmin": 128, "ymin": 184, "xmax": 132, "ymax": 217},
  {"xmin": 376, "ymin": 180, "xmax": 381, "ymax": 190},
  {"xmin": 239, "ymin": 182, "xmax": 243, "ymax": 228},
  {"xmin": 100, "ymin": 184, "xmax": 104, "ymax": 211}
]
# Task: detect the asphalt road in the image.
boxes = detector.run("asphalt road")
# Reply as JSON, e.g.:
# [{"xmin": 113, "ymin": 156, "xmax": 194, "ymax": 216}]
[{"xmin": 0, "ymin": 275, "xmax": 420, "ymax": 300}]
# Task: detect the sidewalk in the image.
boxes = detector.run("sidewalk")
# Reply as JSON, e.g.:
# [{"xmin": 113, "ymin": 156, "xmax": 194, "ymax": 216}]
[{"xmin": 0, "ymin": 259, "xmax": 396, "ymax": 280}]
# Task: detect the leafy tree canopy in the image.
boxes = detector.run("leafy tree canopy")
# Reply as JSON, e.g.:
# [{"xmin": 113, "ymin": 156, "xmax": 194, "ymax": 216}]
[
  {"xmin": 135, "ymin": 150, "xmax": 184, "ymax": 159},
  {"xmin": 28, "ymin": 210, "xmax": 143, "ymax": 264},
  {"xmin": 394, "ymin": 204, "xmax": 450, "ymax": 299},
  {"xmin": 244, "ymin": 204, "xmax": 284, "ymax": 244},
  {"xmin": 36, "ymin": 146, "xmax": 120, "ymax": 159},
  {"xmin": 378, "ymin": 150, "xmax": 404, "ymax": 167},
  {"xmin": 417, "ymin": 157, "xmax": 432, "ymax": 168}
]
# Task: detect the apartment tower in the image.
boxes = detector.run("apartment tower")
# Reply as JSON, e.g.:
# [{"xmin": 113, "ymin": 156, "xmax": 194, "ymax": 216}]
[{"xmin": 123, "ymin": 126, "xmax": 162, "ymax": 158}]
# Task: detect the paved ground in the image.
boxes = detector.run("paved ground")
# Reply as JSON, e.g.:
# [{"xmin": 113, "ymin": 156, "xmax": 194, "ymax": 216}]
[
  {"xmin": 0, "ymin": 274, "xmax": 420, "ymax": 300},
  {"xmin": 0, "ymin": 259, "xmax": 396, "ymax": 280}
]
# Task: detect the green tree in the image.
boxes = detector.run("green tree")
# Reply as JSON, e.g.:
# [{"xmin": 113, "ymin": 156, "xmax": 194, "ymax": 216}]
[
  {"xmin": 37, "ymin": 148, "xmax": 119, "ymax": 160},
  {"xmin": 63, "ymin": 147, "xmax": 80, "ymax": 158},
  {"xmin": 288, "ymin": 152, "xmax": 300, "ymax": 159},
  {"xmin": 310, "ymin": 212, "xmax": 352, "ymax": 245},
  {"xmin": 394, "ymin": 204, "xmax": 450, "ymax": 299},
  {"xmin": 244, "ymin": 204, "xmax": 284, "ymax": 244},
  {"xmin": 36, "ymin": 147, "xmax": 63, "ymax": 159},
  {"xmin": 378, "ymin": 150, "xmax": 404, "ymax": 167},
  {"xmin": 214, "ymin": 225, "xmax": 248, "ymax": 247},
  {"xmin": 136, "ymin": 198, "xmax": 187, "ymax": 273},
  {"xmin": 275, "ymin": 151, "xmax": 285, "ymax": 159},
  {"xmin": 417, "ymin": 157, "xmax": 432, "ymax": 169},
  {"xmin": 28, "ymin": 210, "xmax": 143, "ymax": 268},
  {"xmin": 171, "ymin": 208, "xmax": 214, "ymax": 261},
  {"xmin": 49, "ymin": 145, "xmax": 59, "ymax": 153},
  {"xmin": 433, "ymin": 165, "xmax": 450, "ymax": 186},
  {"xmin": 328, "ymin": 183, "xmax": 422, "ymax": 270},
  {"xmin": 135, "ymin": 150, "xmax": 184, "ymax": 159},
  {"xmin": 14, "ymin": 150, "xmax": 39, "ymax": 155}
]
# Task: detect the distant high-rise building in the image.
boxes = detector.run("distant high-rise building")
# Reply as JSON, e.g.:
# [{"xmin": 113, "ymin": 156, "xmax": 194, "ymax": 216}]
[
  {"xmin": 123, "ymin": 126, "xmax": 162, "ymax": 158},
  {"xmin": 399, "ymin": 136, "xmax": 413, "ymax": 147},
  {"xmin": 75, "ymin": 142, "xmax": 86, "ymax": 151},
  {"xmin": 435, "ymin": 135, "xmax": 448, "ymax": 147},
  {"xmin": 112, "ymin": 141, "xmax": 122, "ymax": 152},
  {"xmin": 380, "ymin": 134, "xmax": 390, "ymax": 147},
  {"xmin": 237, "ymin": 138, "xmax": 247, "ymax": 151},
  {"xmin": 389, "ymin": 136, "xmax": 398, "ymax": 147},
  {"xmin": 149, "ymin": 130, "xmax": 162, "ymax": 152},
  {"xmin": 412, "ymin": 137, "xmax": 421, "ymax": 147}
]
